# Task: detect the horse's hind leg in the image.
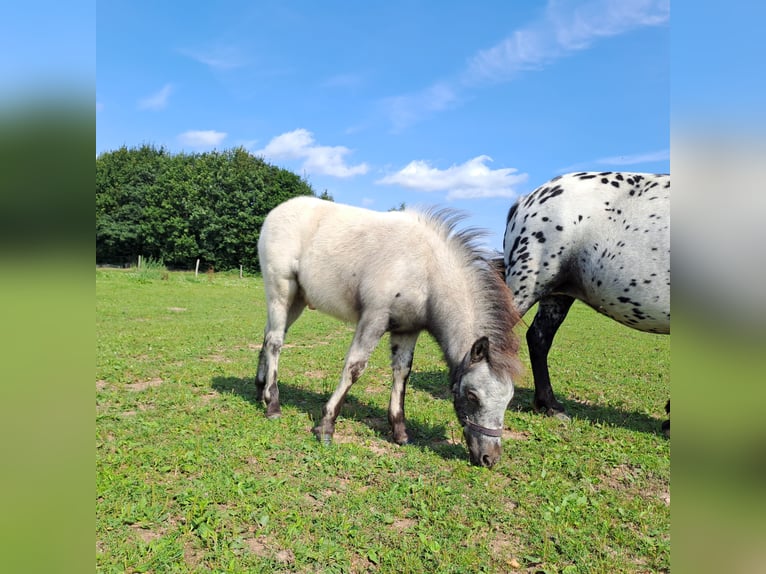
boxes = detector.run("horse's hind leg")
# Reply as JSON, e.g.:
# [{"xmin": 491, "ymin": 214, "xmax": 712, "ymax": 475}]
[
  {"xmin": 662, "ymin": 399, "xmax": 670, "ymax": 437},
  {"xmin": 528, "ymin": 294, "xmax": 574, "ymax": 417},
  {"xmin": 313, "ymin": 315, "xmax": 387, "ymax": 445},
  {"xmin": 255, "ymin": 278, "xmax": 304, "ymax": 419},
  {"xmin": 388, "ymin": 333, "xmax": 419, "ymax": 445}
]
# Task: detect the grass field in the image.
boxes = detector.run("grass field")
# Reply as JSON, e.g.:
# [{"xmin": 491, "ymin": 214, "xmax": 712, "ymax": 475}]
[{"xmin": 96, "ymin": 268, "xmax": 669, "ymax": 573}]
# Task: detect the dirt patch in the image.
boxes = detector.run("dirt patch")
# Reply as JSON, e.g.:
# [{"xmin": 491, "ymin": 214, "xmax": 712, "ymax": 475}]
[
  {"xmin": 502, "ymin": 429, "xmax": 530, "ymax": 441},
  {"xmin": 203, "ymin": 353, "xmax": 232, "ymax": 363},
  {"xmin": 489, "ymin": 532, "xmax": 526, "ymax": 572},
  {"xmin": 167, "ymin": 307, "xmax": 187, "ymax": 312},
  {"xmin": 96, "ymin": 380, "xmax": 110, "ymax": 391},
  {"xmin": 129, "ymin": 523, "xmax": 162, "ymax": 544},
  {"xmin": 390, "ymin": 517, "xmax": 417, "ymax": 532},
  {"xmin": 183, "ymin": 540, "xmax": 205, "ymax": 568},
  {"xmin": 125, "ymin": 378, "xmax": 163, "ymax": 392},
  {"xmin": 243, "ymin": 535, "xmax": 295, "ymax": 564}
]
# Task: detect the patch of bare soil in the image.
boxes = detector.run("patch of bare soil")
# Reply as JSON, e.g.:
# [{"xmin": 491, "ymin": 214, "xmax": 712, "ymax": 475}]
[
  {"xmin": 600, "ymin": 463, "xmax": 670, "ymax": 506},
  {"xmin": 502, "ymin": 429, "xmax": 531, "ymax": 441},
  {"xmin": 198, "ymin": 392, "xmax": 218, "ymax": 404},
  {"xmin": 129, "ymin": 523, "xmax": 162, "ymax": 544},
  {"xmin": 203, "ymin": 353, "xmax": 232, "ymax": 363},
  {"xmin": 182, "ymin": 540, "xmax": 205, "ymax": 568},
  {"xmin": 96, "ymin": 380, "xmax": 110, "ymax": 391},
  {"xmin": 167, "ymin": 307, "xmax": 187, "ymax": 312},
  {"xmin": 125, "ymin": 377, "xmax": 163, "ymax": 392},
  {"xmin": 390, "ymin": 517, "xmax": 417, "ymax": 532},
  {"xmin": 489, "ymin": 532, "xmax": 526, "ymax": 573},
  {"xmin": 242, "ymin": 534, "xmax": 295, "ymax": 565}
]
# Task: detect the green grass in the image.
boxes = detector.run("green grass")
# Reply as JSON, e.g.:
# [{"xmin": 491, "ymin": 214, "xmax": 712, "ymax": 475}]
[{"xmin": 96, "ymin": 269, "xmax": 669, "ymax": 573}]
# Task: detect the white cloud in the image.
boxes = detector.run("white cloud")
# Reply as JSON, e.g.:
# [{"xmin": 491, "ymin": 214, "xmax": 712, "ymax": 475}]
[
  {"xmin": 256, "ymin": 129, "xmax": 368, "ymax": 178},
  {"xmin": 383, "ymin": 83, "xmax": 459, "ymax": 133},
  {"xmin": 180, "ymin": 46, "xmax": 246, "ymax": 70},
  {"xmin": 465, "ymin": 0, "xmax": 669, "ymax": 84},
  {"xmin": 595, "ymin": 148, "xmax": 670, "ymax": 165},
  {"xmin": 558, "ymin": 148, "xmax": 670, "ymax": 172},
  {"xmin": 138, "ymin": 84, "xmax": 173, "ymax": 111},
  {"xmin": 384, "ymin": 0, "xmax": 669, "ymax": 129},
  {"xmin": 178, "ymin": 130, "xmax": 227, "ymax": 148},
  {"xmin": 376, "ymin": 155, "xmax": 528, "ymax": 200}
]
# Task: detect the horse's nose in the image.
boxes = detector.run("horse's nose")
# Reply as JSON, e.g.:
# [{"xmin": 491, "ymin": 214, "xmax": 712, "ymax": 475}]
[{"xmin": 481, "ymin": 452, "xmax": 499, "ymax": 468}]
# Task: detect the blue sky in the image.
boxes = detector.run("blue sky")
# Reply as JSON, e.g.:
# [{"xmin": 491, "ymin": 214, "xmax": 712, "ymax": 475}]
[{"xmin": 96, "ymin": 0, "xmax": 669, "ymax": 246}]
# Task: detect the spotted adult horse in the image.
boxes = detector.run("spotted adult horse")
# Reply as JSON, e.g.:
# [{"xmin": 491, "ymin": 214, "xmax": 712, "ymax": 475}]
[
  {"xmin": 503, "ymin": 172, "xmax": 670, "ymax": 431},
  {"xmin": 256, "ymin": 196, "xmax": 522, "ymax": 467}
]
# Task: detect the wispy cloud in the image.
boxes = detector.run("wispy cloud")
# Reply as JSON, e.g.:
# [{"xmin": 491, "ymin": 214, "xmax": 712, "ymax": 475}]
[
  {"xmin": 383, "ymin": 83, "xmax": 460, "ymax": 133},
  {"xmin": 559, "ymin": 148, "xmax": 669, "ymax": 171},
  {"xmin": 595, "ymin": 148, "xmax": 670, "ymax": 165},
  {"xmin": 180, "ymin": 45, "xmax": 247, "ymax": 70},
  {"xmin": 256, "ymin": 129, "xmax": 368, "ymax": 178},
  {"xmin": 376, "ymin": 155, "xmax": 528, "ymax": 200},
  {"xmin": 465, "ymin": 0, "xmax": 669, "ymax": 85},
  {"xmin": 138, "ymin": 84, "xmax": 173, "ymax": 111},
  {"xmin": 178, "ymin": 130, "xmax": 227, "ymax": 148},
  {"xmin": 384, "ymin": 0, "xmax": 669, "ymax": 130}
]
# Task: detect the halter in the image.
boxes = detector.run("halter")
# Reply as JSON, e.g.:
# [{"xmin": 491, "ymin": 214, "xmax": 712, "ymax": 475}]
[{"xmin": 464, "ymin": 420, "xmax": 504, "ymax": 438}]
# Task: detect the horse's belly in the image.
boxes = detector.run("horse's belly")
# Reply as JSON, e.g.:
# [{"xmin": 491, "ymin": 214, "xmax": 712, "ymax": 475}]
[{"xmin": 580, "ymin": 278, "xmax": 670, "ymax": 334}]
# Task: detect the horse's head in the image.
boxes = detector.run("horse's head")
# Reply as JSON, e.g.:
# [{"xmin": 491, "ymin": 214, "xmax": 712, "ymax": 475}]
[{"xmin": 451, "ymin": 337, "xmax": 514, "ymax": 467}]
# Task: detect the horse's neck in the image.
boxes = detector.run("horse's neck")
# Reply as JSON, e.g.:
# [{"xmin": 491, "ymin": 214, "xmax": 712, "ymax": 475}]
[{"xmin": 429, "ymin": 272, "xmax": 483, "ymax": 369}]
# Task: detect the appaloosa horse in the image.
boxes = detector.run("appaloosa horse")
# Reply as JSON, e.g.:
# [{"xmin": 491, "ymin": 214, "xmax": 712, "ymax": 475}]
[
  {"xmin": 257, "ymin": 196, "xmax": 522, "ymax": 467},
  {"xmin": 503, "ymin": 172, "xmax": 669, "ymax": 430}
]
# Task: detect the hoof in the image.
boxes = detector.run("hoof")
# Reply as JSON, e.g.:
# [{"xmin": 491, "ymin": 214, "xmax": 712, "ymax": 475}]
[
  {"xmin": 312, "ymin": 425, "xmax": 334, "ymax": 446},
  {"xmin": 393, "ymin": 435, "xmax": 410, "ymax": 446},
  {"xmin": 265, "ymin": 405, "xmax": 282, "ymax": 419}
]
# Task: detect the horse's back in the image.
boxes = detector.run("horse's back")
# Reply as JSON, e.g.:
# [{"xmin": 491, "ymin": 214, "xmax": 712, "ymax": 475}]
[
  {"xmin": 259, "ymin": 197, "xmax": 432, "ymax": 325},
  {"xmin": 504, "ymin": 172, "xmax": 670, "ymax": 332}
]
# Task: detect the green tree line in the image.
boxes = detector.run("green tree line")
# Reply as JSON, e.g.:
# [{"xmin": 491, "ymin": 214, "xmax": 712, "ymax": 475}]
[{"xmin": 96, "ymin": 145, "xmax": 315, "ymax": 272}]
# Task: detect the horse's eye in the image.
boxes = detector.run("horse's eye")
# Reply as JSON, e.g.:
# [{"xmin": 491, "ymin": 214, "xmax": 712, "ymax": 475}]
[{"xmin": 466, "ymin": 391, "xmax": 479, "ymax": 403}]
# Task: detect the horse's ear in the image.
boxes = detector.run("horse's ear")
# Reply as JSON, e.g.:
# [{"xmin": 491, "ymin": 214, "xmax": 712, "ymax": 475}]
[{"xmin": 470, "ymin": 337, "xmax": 490, "ymax": 364}]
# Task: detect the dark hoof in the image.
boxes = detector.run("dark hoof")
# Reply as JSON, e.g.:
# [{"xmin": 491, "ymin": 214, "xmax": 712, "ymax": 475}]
[
  {"xmin": 535, "ymin": 402, "xmax": 570, "ymax": 421},
  {"xmin": 265, "ymin": 404, "xmax": 282, "ymax": 419},
  {"xmin": 312, "ymin": 425, "xmax": 334, "ymax": 446},
  {"xmin": 393, "ymin": 435, "xmax": 410, "ymax": 446}
]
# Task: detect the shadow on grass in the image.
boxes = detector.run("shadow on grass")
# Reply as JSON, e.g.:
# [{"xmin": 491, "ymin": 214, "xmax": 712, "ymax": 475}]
[
  {"xmin": 408, "ymin": 371, "xmax": 668, "ymax": 437},
  {"xmin": 211, "ymin": 375, "xmax": 467, "ymax": 463}
]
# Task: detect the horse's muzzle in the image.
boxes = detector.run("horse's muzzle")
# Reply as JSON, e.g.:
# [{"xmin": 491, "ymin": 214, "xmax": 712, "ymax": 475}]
[{"xmin": 463, "ymin": 425, "xmax": 503, "ymax": 468}]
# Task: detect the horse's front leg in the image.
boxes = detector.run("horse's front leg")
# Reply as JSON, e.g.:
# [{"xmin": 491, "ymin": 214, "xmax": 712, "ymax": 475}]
[
  {"xmin": 528, "ymin": 294, "xmax": 574, "ymax": 418},
  {"xmin": 388, "ymin": 333, "xmax": 418, "ymax": 445},
  {"xmin": 313, "ymin": 316, "xmax": 386, "ymax": 445}
]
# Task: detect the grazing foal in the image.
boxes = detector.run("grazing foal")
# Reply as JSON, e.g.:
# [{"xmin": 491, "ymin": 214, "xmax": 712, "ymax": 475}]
[{"xmin": 257, "ymin": 196, "xmax": 521, "ymax": 466}]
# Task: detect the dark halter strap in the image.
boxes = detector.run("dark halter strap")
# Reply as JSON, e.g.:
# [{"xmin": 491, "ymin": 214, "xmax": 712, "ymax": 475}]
[{"xmin": 464, "ymin": 420, "xmax": 504, "ymax": 438}]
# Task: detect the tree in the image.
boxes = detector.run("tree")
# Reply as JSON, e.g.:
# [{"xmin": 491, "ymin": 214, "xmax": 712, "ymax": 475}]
[{"xmin": 96, "ymin": 145, "xmax": 314, "ymax": 271}]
